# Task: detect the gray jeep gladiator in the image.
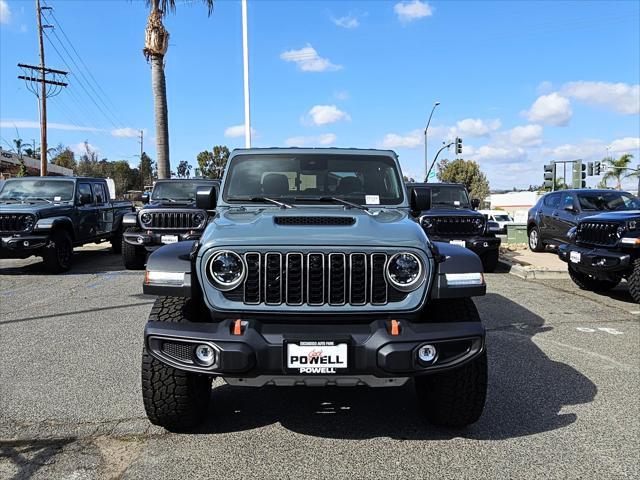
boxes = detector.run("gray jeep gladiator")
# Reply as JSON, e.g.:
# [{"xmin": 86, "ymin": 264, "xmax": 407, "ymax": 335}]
[
  {"xmin": 140, "ymin": 148, "xmax": 488, "ymax": 431},
  {"xmin": 121, "ymin": 179, "xmax": 219, "ymax": 269},
  {"xmin": 0, "ymin": 177, "xmax": 133, "ymax": 272}
]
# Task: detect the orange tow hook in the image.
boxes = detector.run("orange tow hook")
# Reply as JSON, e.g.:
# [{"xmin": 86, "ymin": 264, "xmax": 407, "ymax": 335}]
[
  {"xmin": 232, "ymin": 319, "xmax": 244, "ymax": 336},
  {"xmin": 390, "ymin": 319, "xmax": 401, "ymax": 336}
]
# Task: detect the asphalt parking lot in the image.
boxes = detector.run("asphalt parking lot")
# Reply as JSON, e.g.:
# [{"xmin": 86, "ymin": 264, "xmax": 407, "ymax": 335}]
[{"xmin": 1, "ymin": 245, "xmax": 638, "ymax": 479}]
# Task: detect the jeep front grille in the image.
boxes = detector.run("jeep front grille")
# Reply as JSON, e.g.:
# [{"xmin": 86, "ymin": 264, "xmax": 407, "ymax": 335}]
[
  {"xmin": 0, "ymin": 214, "xmax": 31, "ymax": 233},
  {"xmin": 577, "ymin": 222, "xmax": 619, "ymax": 247},
  {"xmin": 222, "ymin": 252, "xmax": 407, "ymax": 306},
  {"xmin": 141, "ymin": 210, "xmax": 204, "ymax": 230},
  {"xmin": 432, "ymin": 216, "xmax": 481, "ymax": 236}
]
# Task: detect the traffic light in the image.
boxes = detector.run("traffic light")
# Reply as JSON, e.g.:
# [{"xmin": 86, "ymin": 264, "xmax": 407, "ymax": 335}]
[
  {"xmin": 572, "ymin": 160, "xmax": 586, "ymax": 189},
  {"xmin": 594, "ymin": 161, "xmax": 601, "ymax": 175},
  {"xmin": 455, "ymin": 137, "xmax": 463, "ymax": 155},
  {"xmin": 587, "ymin": 161, "xmax": 594, "ymax": 176},
  {"xmin": 543, "ymin": 163, "xmax": 556, "ymax": 190}
]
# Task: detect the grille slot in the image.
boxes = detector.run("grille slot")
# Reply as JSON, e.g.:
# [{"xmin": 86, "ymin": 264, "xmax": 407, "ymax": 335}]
[
  {"xmin": 370, "ymin": 254, "xmax": 388, "ymax": 305},
  {"xmin": 329, "ymin": 253, "xmax": 346, "ymax": 305},
  {"xmin": 349, "ymin": 253, "xmax": 368, "ymax": 305},
  {"xmin": 264, "ymin": 253, "xmax": 283, "ymax": 305},
  {"xmin": 143, "ymin": 210, "xmax": 204, "ymax": 230},
  {"xmin": 577, "ymin": 222, "xmax": 619, "ymax": 247},
  {"xmin": 244, "ymin": 253, "xmax": 261, "ymax": 304},
  {"xmin": 433, "ymin": 216, "xmax": 480, "ymax": 236},
  {"xmin": 286, "ymin": 253, "xmax": 304, "ymax": 305},
  {"xmin": 307, "ymin": 253, "xmax": 325, "ymax": 306},
  {"xmin": 0, "ymin": 214, "xmax": 29, "ymax": 233},
  {"xmin": 275, "ymin": 216, "xmax": 355, "ymax": 226}
]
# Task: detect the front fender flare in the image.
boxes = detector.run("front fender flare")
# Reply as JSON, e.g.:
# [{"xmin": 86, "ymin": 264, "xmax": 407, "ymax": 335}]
[
  {"xmin": 34, "ymin": 216, "xmax": 74, "ymax": 238},
  {"xmin": 430, "ymin": 241, "xmax": 486, "ymax": 299},
  {"xmin": 143, "ymin": 241, "xmax": 197, "ymax": 297}
]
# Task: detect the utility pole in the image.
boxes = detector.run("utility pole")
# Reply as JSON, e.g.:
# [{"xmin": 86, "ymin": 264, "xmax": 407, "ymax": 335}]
[
  {"xmin": 241, "ymin": 0, "xmax": 251, "ymax": 148},
  {"xmin": 139, "ymin": 130, "xmax": 144, "ymax": 160},
  {"xmin": 17, "ymin": 0, "xmax": 67, "ymax": 176},
  {"xmin": 423, "ymin": 101, "xmax": 440, "ymax": 181}
]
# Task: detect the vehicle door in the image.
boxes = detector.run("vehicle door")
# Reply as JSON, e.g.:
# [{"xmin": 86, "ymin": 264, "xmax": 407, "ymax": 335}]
[
  {"xmin": 555, "ymin": 192, "xmax": 578, "ymax": 242},
  {"xmin": 92, "ymin": 182, "xmax": 113, "ymax": 236},
  {"xmin": 75, "ymin": 182, "xmax": 98, "ymax": 240},
  {"xmin": 538, "ymin": 192, "xmax": 561, "ymax": 241}
]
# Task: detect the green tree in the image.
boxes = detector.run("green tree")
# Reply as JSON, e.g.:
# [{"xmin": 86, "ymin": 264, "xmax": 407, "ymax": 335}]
[
  {"xmin": 197, "ymin": 145, "xmax": 229, "ymax": 179},
  {"xmin": 16, "ymin": 160, "xmax": 28, "ymax": 177},
  {"xmin": 143, "ymin": 0, "xmax": 215, "ymax": 179},
  {"xmin": 176, "ymin": 160, "xmax": 192, "ymax": 178},
  {"xmin": 139, "ymin": 152, "xmax": 155, "ymax": 189},
  {"xmin": 602, "ymin": 153, "xmax": 634, "ymax": 190},
  {"xmin": 76, "ymin": 141, "xmax": 100, "ymax": 177},
  {"xmin": 437, "ymin": 158, "xmax": 490, "ymax": 202},
  {"xmin": 51, "ymin": 144, "xmax": 76, "ymax": 172}
]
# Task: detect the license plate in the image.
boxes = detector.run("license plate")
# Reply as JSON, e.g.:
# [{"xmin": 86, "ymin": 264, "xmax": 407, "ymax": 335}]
[
  {"xmin": 161, "ymin": 235, "xmax": 179, "ymax": 244},
  {"xmin": 287, "ymin": 341, "xmax": 348, "ymax": 374},
  {"xmin": 570, "ymin": 251, "xmax": 581, "ymax": 263},
  {"xmin": 450, "ymin": 240, "xmax": 466, "ymax": 248}
]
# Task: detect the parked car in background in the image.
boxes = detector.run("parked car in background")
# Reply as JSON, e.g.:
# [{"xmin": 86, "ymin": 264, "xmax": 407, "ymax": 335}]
[
  {"xmin": 121, "ymin": 179, "xmax": 219, "ymax": 269},
  {"xmin": 527, "ymin": 189, "xmax": 638, "ymax": 252},
  {"xmin": 479, "ymin": 210, "xmax": 514, "ymax": 234},
  {"xmin": 0, "ymin": 177, "xmax": 133, "ymax": 272},
  {"xmin": 407, "ymin": 182, "xmax": 501, "ymax": 272},
  {"xmin": 558, "ymin": 209, "xmax": 640, "ymax": 303}
]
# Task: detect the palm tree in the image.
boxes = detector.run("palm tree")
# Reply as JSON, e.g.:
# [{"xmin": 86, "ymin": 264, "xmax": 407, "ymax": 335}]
[
  {"xmin": 143, "ymin": 0, "xmax": 215, "ymax": 179},
  {"xmin": 602, "ymin": 153, "xmax": 635, "ymax": 190}
]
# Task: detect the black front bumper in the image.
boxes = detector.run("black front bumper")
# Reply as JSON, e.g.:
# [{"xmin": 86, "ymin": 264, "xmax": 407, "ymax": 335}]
[
  {"xmin": 558, "ymin": 243, "xmax": 632, "ymax": 274},
  {"xmin": 0, "ymin": 234, "xmax": 49, "ymax": 258},
  {"xmin": 430, "ymin": 235, "xmax": 501, "ymax": 256},
  {"xmin": 123, "ymin": 229, "xmax": 202, "ymax": 251},
  {"xmin": 144, "ymin": 318, "xmax": 485, "ymax": 384}
]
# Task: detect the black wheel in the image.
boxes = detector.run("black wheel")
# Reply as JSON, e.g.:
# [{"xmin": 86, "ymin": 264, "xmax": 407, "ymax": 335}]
[
  {"xmin": 481, "ymin": 250, "xmax": 499, "ymax": 273},
  {"xmin": 110, "ymin": 226, "xmax": 123, "ymax": 254},
  {"xmin": 568, "ymin": 264, "xmax": 621, "ymax": 292},
  {"xmin": 142, "ymin": 297, "xmax": 212, "ymax": 431},
  {"xmin": 122, "ymin": 228, "xmax": 146, "ymax": 270},
  {"xmin": 528, "ymin": 225, "xmax": 544, "ymax": 252},
  {"xmin": 42, "ymin": 230, "xmax": 73, "ymax": 273},
  {"xmin": 625, "ymin": 259, "xmax": 640, "ymax": 303}
]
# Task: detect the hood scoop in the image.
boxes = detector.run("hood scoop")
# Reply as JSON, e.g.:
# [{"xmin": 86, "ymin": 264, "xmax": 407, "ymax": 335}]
[{"xmin": 274, "ymin": 216, "xmax": 356, "ymax": 226}]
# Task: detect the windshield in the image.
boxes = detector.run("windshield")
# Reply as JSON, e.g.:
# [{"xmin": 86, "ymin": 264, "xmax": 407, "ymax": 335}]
[
  {"xmin": 151, "ymin": 181, "xmax": 214, "ymax": 201},
  {"xmin": 494, "ymin": 214, "xmax": 511, "ymax": 222},
  {"xmin": 577, "ymin": 192, "xmax": 640, "ymax": 211},
  {"xmin": 429, "ymin": 186, "xmax": 471, "ymax": 208},
  {"xmin": 0, "ymin": 179, "xmax": 75, "ymax": 202},
  {"xmin": 224, "ymin": 154, "xmax": 404, "ymax": 205}
]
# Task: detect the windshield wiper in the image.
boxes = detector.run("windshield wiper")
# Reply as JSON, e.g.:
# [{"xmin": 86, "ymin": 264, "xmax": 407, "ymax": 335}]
[
  {"xmin": 250, "ymin": 197, "xmax": 295, "ymax": 209},
  {"xmin": 318, "ymin": 197, "xmax": 368, "ymax": 211},
  {"xmin": 157, "ymin": 197, "xmax": 176, "ymax": 203},
  {"xmin": 25, "ymin": 197, "xmax": 53, "ymax": 204}
]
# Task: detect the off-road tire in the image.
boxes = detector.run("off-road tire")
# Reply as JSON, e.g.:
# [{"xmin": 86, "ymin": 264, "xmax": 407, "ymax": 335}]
[
  {"xmin": 528, "ymin": 225, "xmax": 544, "ymax": 252},
  {"xmin": 122, "ymin": 228, "xmax": 146, "ymax": 270},
  {"xmin": 481, "ymin": 250, "xmax": 499, "ymax": 273},
  {"xmin": 415, "ymin": 350, "xmax": 488, "ymax": 427},
  {"xmin": 568, "ymin": 264, "xmax": 621, "ymax": 292},
  {"xmin": 110, "ymin": 226, "xmax": 123, "ymax": 254},
  {"xmin": 42, "ymin": 230, "xmax": 73, "ymax": 273},
  {"xmin": 625, "ymin": 258, "xmax": 640, "ymax": 303},
  {"xmin": 142, "ymin": 296, "xmax": 212, "ymax": 431}
]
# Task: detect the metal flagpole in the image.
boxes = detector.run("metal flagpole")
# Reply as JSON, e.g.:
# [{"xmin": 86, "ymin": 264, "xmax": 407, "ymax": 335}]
[{"xmin": 241, "ymin": 0, "xmax": 251, "ymax": 148}]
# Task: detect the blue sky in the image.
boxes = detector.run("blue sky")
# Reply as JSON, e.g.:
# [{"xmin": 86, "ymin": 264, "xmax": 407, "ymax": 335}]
[{"xmin": 1, "ymin": 0, "xmax": 639, "ymax": 189}]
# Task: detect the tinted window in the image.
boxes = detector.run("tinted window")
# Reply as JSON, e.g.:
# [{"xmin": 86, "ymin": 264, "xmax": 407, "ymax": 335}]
[
  {"xmin": 543, "ymin": 193, "xmax": 561, "ymax": 208},
  {"xmin": 577, "ymin": 192, "xmax": 640, "ymax": 211},
  {"xmin": 494, "ymin": 214, "xmax": 511, "ymax": 221},
  {"xmin": 0, "ymin": 179, "xmax": 75, "ymax": 201},
  {"xmin": 77, "ymin": 183, "xmax": 93, "ymax": 203},
  {"xmin": 428, "ymin": 186, "xmax": 471, "ymax": 208},
  {"xmin": 151, "ymin": 181, "xmax": 214, "ymax": 201}
]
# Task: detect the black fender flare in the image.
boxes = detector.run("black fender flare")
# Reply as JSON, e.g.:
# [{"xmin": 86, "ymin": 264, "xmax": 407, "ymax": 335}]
[
  {"xmin": 143, "ymin": 240, "xmax": 198, "ymax": 297},
  {"xmin": 34, "ymin": 216, "xmax": 75, "ymax": 239},
  {"xmin": 430, "ymin": 241, "xmax": 487, "ymax": 299}
]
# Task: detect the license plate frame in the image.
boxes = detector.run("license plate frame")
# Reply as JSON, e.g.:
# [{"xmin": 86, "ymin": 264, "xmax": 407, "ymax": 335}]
[
  {"xmin": 284, "ymin": 341, "xmax": 348, "ymax": 374},
  {"xmin": 161, "ymin": 235, "xmax": 179, "ymax": 244},
  {"xmin": 570, "ymin": 251, "xmax": 581, "ymax": 263}
]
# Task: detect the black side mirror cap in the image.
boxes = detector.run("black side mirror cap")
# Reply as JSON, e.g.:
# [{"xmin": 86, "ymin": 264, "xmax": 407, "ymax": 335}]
[
  {"xmin": 196, "ymin": 185, "xmax": 217, "ymax": 210},
  {"xmin": 471, "ymin": 198, "xmax": 480, "ymax": 209},
  {"xmin": 410, "ymin": 187, "xmax": 431, "ymax": 212},
  {"xmin": 79, "ymin": 193, "xmax": 92, "ymax": 205}
]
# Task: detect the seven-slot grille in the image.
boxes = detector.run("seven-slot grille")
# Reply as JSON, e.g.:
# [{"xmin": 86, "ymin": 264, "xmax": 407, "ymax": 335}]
[
  {"xmin": 577, "ymin": 221, "xmax": 620, "ymax": 247},
  {"xmin": 431, "ymin": 216, "xmax": 481, "ymax": 236},
  {"xmin": 142, "ymin": 210, "xmax": 204, "ymax": 230},
  {"xmin": 225, "ymin": 252, "xmax": 407, "ymax": 306},
  {"xmin": 0, "ymin": 214, "xmax": 30, "ymax": 233}
]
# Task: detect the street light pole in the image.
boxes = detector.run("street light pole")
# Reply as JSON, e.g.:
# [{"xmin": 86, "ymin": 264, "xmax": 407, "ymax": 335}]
[
  {"xmin": 241, "ymin": 0, "xmax": 251, "ymax": 148},
  {"xmin": 424, "ymin": 101, "xmax": 440, "ymax": 181}
]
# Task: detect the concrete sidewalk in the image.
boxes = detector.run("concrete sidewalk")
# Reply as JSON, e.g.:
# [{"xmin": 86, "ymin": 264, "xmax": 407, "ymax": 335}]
[{"xmin": 499, "ymin": 248, "xmax": 569, "ymax": 280}]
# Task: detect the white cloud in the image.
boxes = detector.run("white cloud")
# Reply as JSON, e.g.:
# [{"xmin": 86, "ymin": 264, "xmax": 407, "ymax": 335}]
[
  {"xmin": 609, "ymin": 137, "xmax": 640, "ymax": 153},
  {"xmin": 394, "ymin": 1, "xmax": 433, "ymax": 23},
  {"xmin": 331, "ymin": 14, "xmax": 359, "ymax": 29},
  {"xmin": 542, "ymin": 137, "xmax": 640, "ymax": 161},
  {"xmin": 280, "ymin": 44, "xmax": 342, "ymax": 72},
  {"xmin": 525, "ymin": 93, "xmax": 572, "ymax": 126},
  {"xmin": 111, "ymin": 127, "xmax": 140, "ymax": 138},
  {"xmin": 1, "ymin": 119, "xmax": 101, "ymax": 132},
  {"xmin": 73, "ymin": 142, "xmax": 100, "ymax": 157},
  {"xmin": 469, "ymin": 144, "xmax": 528, "ymax": 163},
  {"xmin": 284, "ymin": 133, "xmax": 337, "ymax": 147},
  {"xmin": 0, "ymin": 0, "xmax": 12, "ymax": 25},
  {"xmin": 224, "ymin": 124, "xmax": 257, "ymax": 138},
  {"xmin": 305, "ymin": 105, "xmax": 350, "ymax": 126},
  {"xmin": 455, "ymin": 118, "xmax": 501, "ymax": 137},
  {"xmin": 378, "ymin": 129, "xmax": 423, "ymax": 149},
  {"xmin": 508, "ymin": 124, "xmax": 543, "ymax": 146},
  {"xmin": 562, "ymin": 81, "xmax": 640, "ymax": 115}
]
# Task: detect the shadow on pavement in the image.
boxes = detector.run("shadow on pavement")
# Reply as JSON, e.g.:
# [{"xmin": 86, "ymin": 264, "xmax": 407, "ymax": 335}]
[
  {"xmin": 0, "ymin": 438, "xmax": 76, "ymax": 480},
  {"xmin": 191, "ymin": 293, "xmax": 596, "ymax": 441}
]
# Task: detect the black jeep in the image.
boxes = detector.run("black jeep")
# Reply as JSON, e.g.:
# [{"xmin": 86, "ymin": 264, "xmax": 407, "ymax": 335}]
[
  {"xmin": 121, "ymin": 179, "xmax": 219, "ymax": 269},
  {"xmin": 558, "ymin": 204, "xmax": 640, "ymax": 303},
  {"xmin": 407, "ymin": 182, "xmax": 501, "ymax": 272}
]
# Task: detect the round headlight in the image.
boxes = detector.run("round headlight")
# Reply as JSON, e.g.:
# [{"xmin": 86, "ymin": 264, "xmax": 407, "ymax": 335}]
[
  {"xmin": 208, "ymin": 251, "xmax": 245, "ymax": 291},
  {"xmin": 21, "ymin": 214, "xmax": 35, "ymax": 231},
  {"xmin": 140, "ymin": 212, "xmax": 152, "ymax": 224},
  {"xmin": 193, "ymin": 212, "xmax": 206, "ymax": 226},
  {"xmin": 386, "ymin": 252, "xmax": 424, "ymax": 292}
]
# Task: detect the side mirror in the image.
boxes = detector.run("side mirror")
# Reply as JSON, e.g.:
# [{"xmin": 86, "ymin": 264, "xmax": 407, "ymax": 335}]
[
  {"xmin": 79, "ymin": 193, "xmax": 92, "ymax": 205},
  {"xmin": 141, "ymin": 193, "xmax": 150, "ymax": 204},
  {"xmin": 410, "ymin": 187, "xmax": 431, "ymax": 212},
  {"xmin": 564, "ymin": 204, "xmax": 574, "ymax": 212},
  {"xmin": 196, "ymin": 185, "xmax": 217, "ymax": 210},
  {"xmin": 471, "ymin": 198, "xmax": 480, "ymax": 209}
]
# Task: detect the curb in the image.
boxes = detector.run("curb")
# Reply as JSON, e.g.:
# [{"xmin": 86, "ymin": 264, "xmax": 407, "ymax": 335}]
[{"xmin": 498, "ymin": 258, "xmax": 569, "ymax": 280}]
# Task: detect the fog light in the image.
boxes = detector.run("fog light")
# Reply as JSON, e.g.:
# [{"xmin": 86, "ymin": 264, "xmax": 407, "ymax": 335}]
[
  {"xmin": 417, "ymin": 344, "xmax": 437, "ymax": 364},
  {"xmin": 136, "ymin": 236, "xmax": 144, "ymax": 244},
  {"xmin": 194, "ymin": 344, "xmax": 215, "ymax": 366},
  {"xmin": 23, "ymin": 240, "xmax": 30, "ymax": 247}
]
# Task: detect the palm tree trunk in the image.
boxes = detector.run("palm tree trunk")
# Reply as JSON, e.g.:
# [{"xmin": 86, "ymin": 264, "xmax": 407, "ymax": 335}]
[{"xmin": 151, "ymin": 54, "xmax": 170, "ymax": 179}]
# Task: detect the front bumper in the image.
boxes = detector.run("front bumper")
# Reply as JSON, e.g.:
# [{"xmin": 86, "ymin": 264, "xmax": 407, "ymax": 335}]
[
  {"xmin": 144, "ymin": 318, "xmax": 485, "ymax": 386},
  {"xmin": 558, "ymin": 243, "xmax": 632, "ymax": 274},
  {"xmin": 123, "ymin": 229, "xmax": 202, "ymax": 251},
  {"xmin": 0, "ymin": 234, "xmax": 49, "ymax": 258},
  {"xmin": 430, "ymin": 235, "xmax": 501, "ymax": 256}
]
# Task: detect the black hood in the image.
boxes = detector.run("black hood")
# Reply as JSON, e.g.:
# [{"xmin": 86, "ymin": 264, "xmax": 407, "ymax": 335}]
[
  {"xmin": 0, "ymin": 202, "xmax": 74, "ymax": 217},
  {"xmin": 419, "ymin": 207, "xmax": 483, "ymax": 218},
  {"xmin": 581, "ymin": 210, "xmax": 640, "ymax": 223},
  {"xmin": 142, "ymin": 200, "xmax": 197, "ymax": 210}
]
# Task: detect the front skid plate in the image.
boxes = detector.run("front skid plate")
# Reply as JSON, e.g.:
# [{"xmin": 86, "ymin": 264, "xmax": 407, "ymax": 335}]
[{"xmin": 224, "ymin": 375, "xmax": 409, "ymax": 387}]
